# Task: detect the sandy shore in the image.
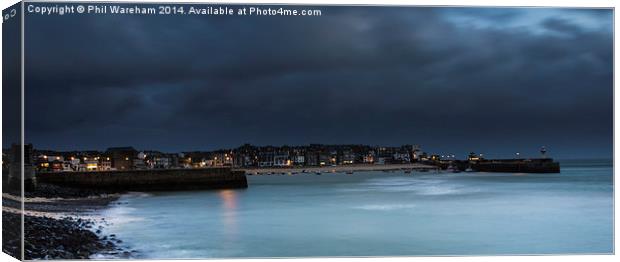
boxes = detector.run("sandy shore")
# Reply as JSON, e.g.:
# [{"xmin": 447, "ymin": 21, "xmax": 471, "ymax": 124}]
[{"xmin": 238, "ymin": 163, "xmax": 437, "ymax": 175}]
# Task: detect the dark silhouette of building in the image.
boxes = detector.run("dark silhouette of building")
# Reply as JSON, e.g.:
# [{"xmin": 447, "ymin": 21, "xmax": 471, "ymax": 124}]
[{"xmin": 106, "ymin": 147, "xmax": 138, "ymax": 170}]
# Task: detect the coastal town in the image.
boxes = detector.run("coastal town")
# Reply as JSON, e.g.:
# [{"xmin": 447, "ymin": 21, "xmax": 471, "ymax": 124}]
[
  {"xmin": 2, "ymin": 143, "xmax": 561, "ymax": 178},
  {"xmin": 4, "ymin": 144, "xmax": 442, "ymax": 173}
]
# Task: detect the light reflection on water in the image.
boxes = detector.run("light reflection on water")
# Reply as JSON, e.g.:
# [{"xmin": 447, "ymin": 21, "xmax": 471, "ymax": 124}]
[
  {"xmin": 100, "ymin": 162, "xmax": 613, "ymax": 258},
  {"xmin": 218, "ymin": 189, "xmax": 238, "ymax": 244}
]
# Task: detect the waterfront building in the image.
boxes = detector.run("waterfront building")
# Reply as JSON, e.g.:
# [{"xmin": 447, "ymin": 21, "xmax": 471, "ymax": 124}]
[
  {"xmin": 99, "ymin": 156, "xmax": 113, "ymax": 171},
  {"xmin": 132, "ymin": 158, "xmax": 147, "ymax": 170},
  {"xmin": 169, "ymin": 154, "xmax": 180, "ymax": 168},
  {"xmin": 411, "ymin": 147, "xmax": 420, "ymax": 162},
  {"xmin": 375, "ymin": 147, "xmax": 394, "ymax": 165},
  {"xmin": 223, "ymin": 152, "xmax": 233, "ymax": 166},
  {"xmin": 418, "ymin": 152, "xmax": 429, "ymax": 161},
  {"xmin": 35, "ymin": 154, "xmax": 65, "ymax": 172},
  {"xmin": 178, "ymin": 153, "xmax": 193, "ymax": 169},
  {"xmin": 233, "ymin": 144, "xmax": 259, "ymax": 167},
  {"xmin": 77, "ymin": 161, "xmax": 87, "ymax": 171},
  {"xmin": 153, "ymin": 155, "xmax": 172, "ymax": 169},
  {"xmin": 106, "ymin": 147, "xmax": 138, "ymax": 170},
  {"xmin": 305, "ymin": 151, "xmax": 319, "ymax": 166},
  {"xmin": 36, "ymin": 155, "xmax": 50, "ymax": 171},
  {"xmin": 49, "ymin": 155, "xmax": 64, "ymax": 162},
  {"xmin": 319, "ymin": 153, "xmax": 331, "ymax": 166},
  {"xmin": 207, "ymin": 151, "xmax": 234, "ymax": 167},
  {"xmin": 328, "ymin": 150, "xmax": 338, "ymax": 165},
  {"xmin": 50, "ymin": 160, "xmax": 63, "ymax": 172},
  {"xmin": 83, "ymin": 157, "xmax": 99, "ymax": 171},
  {"xmin": 363, "ymin": 150, "xmax": 376, "ymax": 164},
  {"xmin": 392, "ymin": 152, "xmax": 411, "ymax": 163},
  {"xmin": 287, "ymin": 148, "xmax": 305, "ymax": 166},
  {"xmin": 190, "ymin": 157, "xmax": 207, "ymax": 168},
  {"xmin": 69, "ymin": 157, "xmax": 81, "ymax": 170},
  {"xmin": 273, "ymin": 152, "xmax": 290, "ymax": 167},
  {"xmin": 61, "ymin": 161, "xmax": 74, "ymax": 172},
  {"xmin": 341, "ymin": 150, "xmax": 356, "ymax": 164},
  {"xmin": 258, "ymin": 151, "xmax": 275, "ymax": 167},
  {"xmin": 211, "ymin": 153, "xmax": 224, "ymax": 167},
  {"xmin": 137, "ymin": 151, "xmax": 147, "ymax": 160},
  {"xmin": 293, "ymin": 154, "xmax": 305, "ymax": 165},
  {"xmin": 233, "ymin": 153, "xmax": 255, "ymax": 167},
  {"xmin": 468, "ymin": 152, "xmax": 483, "ymax": 161}
]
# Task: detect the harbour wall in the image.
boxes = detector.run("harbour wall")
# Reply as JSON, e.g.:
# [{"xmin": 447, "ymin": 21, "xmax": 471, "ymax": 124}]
[
  {"xmin": 471, "ymin": 160, "xmax": 560, "ymax": 173},
  {"xmin": 36, "ymin": 168, "xmax": 248, "ymax": 191},
  {"xmin": 439, "ymin": 158, "xmax": 561, "ymax": 173}
]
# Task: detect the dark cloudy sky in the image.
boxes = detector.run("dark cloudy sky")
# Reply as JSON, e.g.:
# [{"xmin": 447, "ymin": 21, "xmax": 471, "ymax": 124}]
[{"xmin": 23, "ymin": 5, "xmax": 613, "ymax": 159}]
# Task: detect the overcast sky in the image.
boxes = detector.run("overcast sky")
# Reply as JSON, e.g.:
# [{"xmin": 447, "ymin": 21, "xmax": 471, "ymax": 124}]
[{"xmin": 23, "ymin": 5, "xmax": 613, "ymax": 159}]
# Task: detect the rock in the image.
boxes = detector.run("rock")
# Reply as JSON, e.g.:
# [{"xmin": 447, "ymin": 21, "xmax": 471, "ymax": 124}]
[{"xmin": 5, "ymin": 212, "xmax": 122, "ymax": 260}]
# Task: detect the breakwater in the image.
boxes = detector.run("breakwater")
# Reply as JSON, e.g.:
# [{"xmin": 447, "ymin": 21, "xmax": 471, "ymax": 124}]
[
  {"xmin": 471, "ymin": 158, "xmax": 560, "ymax": 173},
  {"xmin": 36, "ymin": 168, "xmax": 248, "ymax": 191},
  {"xmin": 440, "ymin": 158, "xmax": 560, "ymax": 173}
]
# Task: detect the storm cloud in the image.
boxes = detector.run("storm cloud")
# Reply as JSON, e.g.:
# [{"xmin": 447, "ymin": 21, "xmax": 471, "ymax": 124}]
[{"xmin": 23, "ymin": 5, "xmax": 613, "ymax": 159}]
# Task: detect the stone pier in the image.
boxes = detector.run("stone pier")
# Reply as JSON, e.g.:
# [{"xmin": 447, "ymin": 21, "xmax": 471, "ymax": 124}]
[{"xmin": 36, "ymin": 168, "xmax": 248, "ymax": 191}]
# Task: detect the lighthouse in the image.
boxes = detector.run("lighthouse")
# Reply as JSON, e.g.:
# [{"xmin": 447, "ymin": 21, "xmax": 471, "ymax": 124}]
[{"xmin": 540, "ymin": 146, "xmax": 547, "ymax": 159}]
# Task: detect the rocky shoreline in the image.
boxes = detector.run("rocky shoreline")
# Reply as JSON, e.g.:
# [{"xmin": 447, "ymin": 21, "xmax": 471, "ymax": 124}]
[{"xmin": 2, "ymin": 183, "xmax": 133, "ymax": 260}]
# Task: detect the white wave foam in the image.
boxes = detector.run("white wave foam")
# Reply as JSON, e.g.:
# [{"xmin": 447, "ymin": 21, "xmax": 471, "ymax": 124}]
[
  {"xmin": 352, "ymin": 177, "xmax": 475, "ymax": 196},
  {"xmin": 416, "ymin": 186, "xmax": 460, "ymax": 195},
  {"xmin": 102, "ymin": 205, "xmax": 145, "ymax": 225},
  {"xmin": 363, "ymin": 177, "xmax": 440, "ymax": 186},
  {"xmin": 353, "ymin": 204, "xmax": 417, "ymax": 211},
  {"xmin": 125, "ymin": 192, "xmax": 153, "ymax": 198}
]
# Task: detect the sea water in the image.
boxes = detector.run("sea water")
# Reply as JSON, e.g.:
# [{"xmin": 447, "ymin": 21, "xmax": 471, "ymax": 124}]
[{"xmin": 99, "ymin": 160, "xmax": 613, "ymax": 258}]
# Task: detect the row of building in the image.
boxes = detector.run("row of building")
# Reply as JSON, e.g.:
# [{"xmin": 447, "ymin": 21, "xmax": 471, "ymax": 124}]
[{"xmin": 23, "ymin": 144, "xmax": 442, "ymax": 172}]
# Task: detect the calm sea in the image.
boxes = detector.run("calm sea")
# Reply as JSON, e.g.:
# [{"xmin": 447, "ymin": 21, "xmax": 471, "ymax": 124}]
[{"xmin": 98, "ymin": 160, "xmax": 613, "ymax": 258}]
